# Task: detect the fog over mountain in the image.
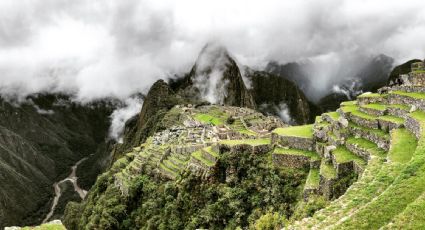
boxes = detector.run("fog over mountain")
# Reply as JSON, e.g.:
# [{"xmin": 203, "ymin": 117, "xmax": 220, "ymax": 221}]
[{"xmin": 0, "ymin": 0, "xmax": 425, "ymax": 101}]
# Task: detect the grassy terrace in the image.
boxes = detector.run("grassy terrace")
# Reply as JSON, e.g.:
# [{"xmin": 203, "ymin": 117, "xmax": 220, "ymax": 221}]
[
  {"xmin": 357, "ymin": 93, "xmax": 387, "ymax": 98},
  {"xmin": 160, "ymin": 163, "xmax": 178, "ymax": 177},
  {"xmin": 332, "ymin": 146, "xmax": 366, "ymax": 166},
  {"xmin": 272, "ymin": 124, "xmax": 313, "ymax": 138},
  {"xmin": 273, "ymin": 147, "xmax": 320, "ymax": 160},
  {"xmin": 360, "ymin": 103, "xmax": 387, "ymax": 111},
  {"xmin": 325, "ymin": 111, "xmax": 340, "ymax": 120},
  {"xmin": 219, "ymin": 138, "xmax": 270, "ymax": 146},
  {"xmin": 320, "ymin": 161, "xmax": 337, "ymax": 179},
  {"xmin": 22, "ymin": 223, "xmax": 66, "ymax": 230},
  {"xmin": 410, "ymin": 110, "xmax": 425, "ymax": 121},
  {"xmin": 346, "ymin": 137, "xmax": 386, "ymax": 158},
  {"xmin": 192, "ymin": 150, "xmax": 215, "ymax": 167},
  {"xmin": 391, "ymin": 90, "xmax": 425, "ymax": 99},
  {"xmin": 388, "ymin": 128, "xmax": 417, "ymax": 163},
  {"xmin": 204, "ymin": 146, "xmax": 219, "ymax": 157},
  {"xmin": 305, "ymin": 169, "xmax": 320, "ymax": 189},
  {"xmin": 349, "ymin": 122, "xmax": 390, "ymax": 139},
  {"xmin": 340, "ymin": 104, "xmax": 358, "ymax": 113},
  {"xmin": 341, "ymin": 100, "xmax": 357, "ymax": 106},
  {"xmin": 351, "ymin": 110, "xmax": 376, "ymax": 120},
  {"xmin": 378, "ymin": 115, "xmax": 404, "ymax": 124},
  {"xmin": 193, "ymin": 107, "xmax": 229, "ymax": 125},
  {"xmin": 387, "ymin": 104, "xmax": 410, "ymax": 111},
  {"xmin": 336, "ymin": 128, "xmax": 425, "ymax": 229}
]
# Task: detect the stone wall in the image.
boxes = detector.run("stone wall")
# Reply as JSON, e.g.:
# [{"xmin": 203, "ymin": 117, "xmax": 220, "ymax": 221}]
[
  {"xmin": 272, "ymin": 153, "xmax": 311, "ymax": 169},
  {"xmin": 388, "ymin": 93, "xmax": 425, "ymax": 111},
  {"xmin": 271, "ymin": 133, "xmax": 314, "ymax": 151},
  {"xmin": 319, "ymin": 175, "xmax": 336, "ymax": 200},
  {"xmin": 219, "ymin": 143, "xmax": 272, "ymax": 155},
  {"xmin": 348, "ymin": 113, "xmax": 379, "ymax": 129},
  {"xmin": 359, "ymin": 107, "xmax": 385, "ymax": 116},
  {"xmin": 357, "ymin": 96, "xmax": 388, "ymax": 106},
  {"xmin": 408, "ymin": 72, "xmax": 425, "ymax": 85},
  {"xmin": 348, "ymin": 125, "xmax": 390, "ymax": 151},
  {"xmin": 405, "ymin": 115, "xmax": 421, "ymax": 140}
]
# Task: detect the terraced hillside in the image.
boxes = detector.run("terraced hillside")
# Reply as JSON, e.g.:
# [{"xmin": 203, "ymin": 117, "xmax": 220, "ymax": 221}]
[
  {"xmin": 287, "ymin": 60, "xmax": 425, "ymax": 229},
  {"xmin": 60, "ymin": 61, "xmax": 425, "ymax": 229}
]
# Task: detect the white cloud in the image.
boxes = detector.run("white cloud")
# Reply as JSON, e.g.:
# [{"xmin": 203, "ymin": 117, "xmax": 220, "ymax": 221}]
[
  {"xmin": 0, "ymin": 0, "xmax": 423, "ymax": 101},
  {"xmin": 109, "ymin": 97, "xmax": 144, "ymax": 143}
]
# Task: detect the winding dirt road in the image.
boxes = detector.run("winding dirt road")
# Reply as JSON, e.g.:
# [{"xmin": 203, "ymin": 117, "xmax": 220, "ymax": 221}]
[{"xmin": 42, "ymin": 157, "xmax": 89, "ymax": 223}]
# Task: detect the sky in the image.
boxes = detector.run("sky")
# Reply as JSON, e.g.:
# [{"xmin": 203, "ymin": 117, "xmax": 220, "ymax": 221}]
[{"xmin": 0, "ymin": 0, "xmax": 425, "ymax": 102}]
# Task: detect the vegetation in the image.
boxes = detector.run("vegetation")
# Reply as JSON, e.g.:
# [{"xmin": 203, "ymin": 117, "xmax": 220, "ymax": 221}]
[
  {"xmin": 64, "ymin": 148, "xmax": 307, "ymax": 229},
  {"xmin": 273, "ymin": 125, "xmax": 313, "ymax": 138},
  {"xmin": 274, "ymin": 148, "xmax": 320, "ymax": 161}
]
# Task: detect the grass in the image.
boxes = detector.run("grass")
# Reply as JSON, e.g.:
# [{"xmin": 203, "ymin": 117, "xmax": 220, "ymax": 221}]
[
  {"xmin": 305, "ymin": 169, "xmax": 320, "ymax": 189},
  {"xmin": 204, "ymin": 146, "xmax": 219, "ymax": 157},
  {"xmin": 219, "ymin": 138, "xmax": 270, "ymax": 146},
  {"xmin": 192, "ymin": 150, "xmax": 215, "ymax": 167},
  {"xmin": 273, "ymin": 125, "xmax": 313, "ymax": 138},
  {"xmin": 387, "ymin": 128, "xmax": 418, "ymax": 163},
  {"xmin": 391, "ymin": 90, "xmax": 425, "ymax": 100},
  {"xmin": 351, "ymin": 110, "xmax": 376, "ymax": 120},
  {"xmin": 349, "ymin": 122, "xmax": 390, "ymax": 139},
  {"xmin": 332, "ymin": 146, "xmax": 366, "ymax": 166},
  {"xmin": 320, "ymin": 161, "xmax": 337, "ymax": 179},
  {"xmin": 387, "ymin": 104, "xmax": 410, "ymax": 111},
  {"xmin": 325, "ymin": 112, "xmax": 340, "ymax": 120},
  {"xmin": 346, "ymin": 137, "xmax": 386, "ymax": 158},
  {"xmin": 160, "ymin": 163, "xmax": 178, "ymax": 177},
  {"xmin": 378, "ymin": 115, "xmax": 405, "ymax": 124},
  {"xmin": 341, "ymin": 100, "xmax": 357, "ymax": 106},
  {"xmin": 410, "ymin": 110, "xmax": 425, "ymax": 121},
  {"xmin": 22, "ymin": 223, "xmax": 66, "ymax": 230},
  {"xmin": 273, "ymin": 147, "xmax": 320, "ymax": 160},
  {"xmin": 412, "ymin": 70, "xmax": 425, "ymax": 73},
  {"xmin": 361, "ymin": 103, "xmax": 387, "ymax": 111},
  {"xmin": 340, "ymin": 104, "xmax": 358, "ymax": 113},
  {"xmin": 194, "ymin": 113, "xmax": 225, "ymax": 125},
  {"xmin": 357, "ymin": 93, "xmax": 383, "ymax": 98}
]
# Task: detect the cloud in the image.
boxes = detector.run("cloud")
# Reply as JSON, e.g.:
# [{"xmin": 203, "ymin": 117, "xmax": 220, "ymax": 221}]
[
  {"xmin": 0, "ymin": 0, "xmax": 424, "ymax": 102},
  {"xmin": 108, "ymin": 97, "xmax": 144, "ymax": 143}
]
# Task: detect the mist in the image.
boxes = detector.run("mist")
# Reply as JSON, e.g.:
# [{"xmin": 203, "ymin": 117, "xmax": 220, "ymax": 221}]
[{"xmin": 0, "ymin": 0, "xmax": 424, "ymax": 103}]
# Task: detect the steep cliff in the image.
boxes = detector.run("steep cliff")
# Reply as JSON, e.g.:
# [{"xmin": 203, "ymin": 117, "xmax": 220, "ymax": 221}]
[
  {"xmin": 246, "ymin": 70, "xmax": 320, "ymax": 124},
  {"xmin": 0, "ymin": 94, "xmax": 114, "ymax": 227},
  {"xmin": 178, "ymin": 44, "xmax": 256, "ymax": 109}
]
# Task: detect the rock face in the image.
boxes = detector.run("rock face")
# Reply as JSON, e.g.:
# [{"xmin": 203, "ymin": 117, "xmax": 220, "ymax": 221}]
[
  {"xmin": 388, "ymin": 59, "xmax": 422, "ymax": 85},
  {"xmin": 178, "ymin": 44, "xmax": 256, "ymax": 109},
  {"xmin": 246, "ymin": 70, "xmax": 319, "ymax": 124},
  {"xmin": 0, "ymin": 94, "xmax": 114, "ymax": 228},
  {"xmin": 116, "ymin": 80, "xmax": 183, "ymax": 156}
]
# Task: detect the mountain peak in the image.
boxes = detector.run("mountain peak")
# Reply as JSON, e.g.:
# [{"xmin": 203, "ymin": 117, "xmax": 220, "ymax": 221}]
[{"xmin": 186, "ymin": 43, "xmax": 255, "ymax": 108}]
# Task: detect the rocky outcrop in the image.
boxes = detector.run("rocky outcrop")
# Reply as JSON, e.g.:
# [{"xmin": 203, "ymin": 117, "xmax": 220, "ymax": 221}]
[
  {"xmin": 246, "ymin": 70, "xmax": 320, "ymax": 124},
  {"xmin": 116, "ymin": 80, "xmax": 183, "ymax": 157}
]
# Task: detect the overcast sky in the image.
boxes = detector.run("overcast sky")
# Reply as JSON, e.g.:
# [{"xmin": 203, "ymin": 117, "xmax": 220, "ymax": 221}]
[{"xmin": 0, "ymin": 0, "xmax": 424, "ymax": 101}]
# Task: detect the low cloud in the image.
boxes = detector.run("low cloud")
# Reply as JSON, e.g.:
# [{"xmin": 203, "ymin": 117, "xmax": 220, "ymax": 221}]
[
  {"xmin": 0, "ymin": 0, "xmax": 424, "ymax": 102},
  {"xmin": 109, "ymin": 97, "xmax": 144, "ymax": 143}
]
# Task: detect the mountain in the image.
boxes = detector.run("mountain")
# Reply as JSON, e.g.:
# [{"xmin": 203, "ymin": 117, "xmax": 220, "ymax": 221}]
[
  {"xmin": 177, "ymin": 43, "xmax": 256, "ymax": 109},
  {"xmin": 245, "ymin": 69, "xmax": 320, "ymax": 124},
  {"xmin": 265, "ymin": 54, "xmax": 394, "ymax": 110},
  {"xmin": 169, "ymin": 44, "xmax": 317, "ymax": 124},
  {"xmin": 60, "ymin": 60, "xmax": 425, "ymax": 229},
  {"xmin": 113, "ymin": 80, "xmax": 184, "ymax": 158},
  {"xmin": 0, "ymin": 94, "xmax": 115, "ymax": 228}
]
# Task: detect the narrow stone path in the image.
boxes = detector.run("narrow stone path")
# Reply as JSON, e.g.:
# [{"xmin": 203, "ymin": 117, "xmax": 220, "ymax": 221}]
[{"xmin": 42, "ymin": 157, "xmax": 89, "ymax": 224}]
